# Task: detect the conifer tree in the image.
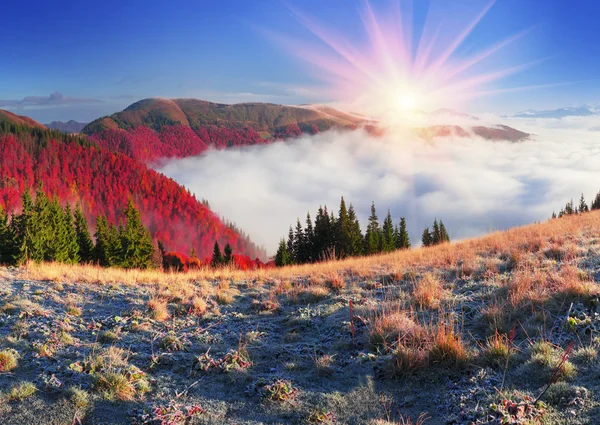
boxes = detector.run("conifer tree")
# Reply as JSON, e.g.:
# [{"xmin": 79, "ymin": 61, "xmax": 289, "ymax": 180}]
[
  {"xmin": 294, "ymin": 218, "xmax": 305, "ymax": 263},
  {"xmin": 74, "ymin": 206, "xmax": 94, "ymax": 263},
  {"xmin": 578, "ymin": 193, "xmax": 589, "ymax": 213},
  {"xmin": 381, "ymin": 210, "xmax": 395, "ymax": 252},
  {"xmin": 223, "ymin": 243, "xmax": 233, "ymax": 265},
  {"xmin": 13, "ymin": 190, "xmax": 36, "ymax": 264},
  {"xmin": 93, "ymin": 215, "xmax": 111, "ymax": 266},
  {"xmin": 274, "ymin": 239, "xmax": 292, "ymax": 266},
  {"xmin": 62, "ymin": 204, "xmax": 80, "ymax": 263},
  {"xmin": 347, "ymin": 204, "xmax": 364, "ymax": 256},
  {"xmin": 118, "ymin": 200, "xmax": 154, "ymax": 269},
  {"xmin": 0, "ymin": 207, "xmax": 18, "ymax": 265},
  {"xmin": 592, "ymin": 191, "xmax": 600, "ymax": 210},
  {"xmin": 211, "ymin": 241, "xmax": 224, "ymax": 268},
  {"xmin": 364, "ymin": 202, "xmax": 381, "ymax": 255},
  {"xmin": 432, "ymin": 219, "xmax": 441, "ymax": 245},
  {"xmin": 335, "ymin": 197, "xmax": 351, "ymax": 259},
  {"xmin": 421, "ymin": 227, "xmax": 432, "ymax": 247},
  {"xmin": 439, "ymin": 220, "xmax": 450, "ymax": 243},
  {"xmin": 287, "ymin": 226, "xmax": 296, "ymax": 263},
  {"xmin": 396, "ymin": 217, "xmax": 410, "ymax": 249},
  {"xmin": 304, "ymin": 212, "xmax": 314, "ymax": 263}
]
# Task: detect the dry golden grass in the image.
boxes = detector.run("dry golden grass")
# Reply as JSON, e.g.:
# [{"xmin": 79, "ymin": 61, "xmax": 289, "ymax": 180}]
[
  {"xmin": 412, "ymin": 273, "xmax": 447, "ymax": 310},
  {"xmin": 12, "ymin": 210, "xmax": 600, "ymax": 310},
  {"xmin": 147, "ymin": 298, "xmax": 170, "ymax": 322}
]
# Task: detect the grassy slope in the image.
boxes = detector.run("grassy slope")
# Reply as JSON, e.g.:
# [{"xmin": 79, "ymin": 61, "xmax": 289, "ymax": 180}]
[
  {"xmin": 0, "ymin": 110, "xmax": 46, "ymax": 129},
  {"xmin": 1, "ymin": 212, "xmax": 600, "ymax": 424}
]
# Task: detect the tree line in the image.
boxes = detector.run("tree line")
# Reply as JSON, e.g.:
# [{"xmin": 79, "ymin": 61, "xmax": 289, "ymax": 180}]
[
  {"xmin": 274, "ymin": 197, "xmax": 450, "ymax": 267},
  {"xmin": 552, "ymin": 191, "xmax": 600, "ymax": 219},
  {"xmin": 0, "ymin": 187, "xmax": 155, "ymax": 268}
]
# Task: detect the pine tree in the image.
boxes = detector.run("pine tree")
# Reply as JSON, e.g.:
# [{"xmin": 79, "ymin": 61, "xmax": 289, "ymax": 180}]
[
  {"xmin": 578, "ymin": 193, "xmax": 589, "ymax": 213},
  {"xmin": 364, "ymin": 202, "xmax": 381, "ymax": 255},
  {"xmin": 74, "ymin": 206, "xmax": 94, "ymax": 263},
  {"xmin": 224, "ymin": 243, "xmax": 233, "ymax": 265},
  {"xmin": 0, "ymin": 207, "xmax": 18, "ymax": 265},
  {"xmin": 335, "ymin": 197, "xmax": 351, "ymax": 259},
  {"xmin": 274, "ymin": 239, "xmax": 292, "ymax": 266},
  {"xmin": 211, "ymin": 241, "xmax": 224, "ymax": 268},
  {"xmin": 592, "ymin": 191, "xmax": 600, "ymax": 210},
  {"xmin": 439, "ymin": 220, "xmax": 450, "ymax": 243},
  {"xmin": 421, "ymin": 227, "xmax": 432, "ymax": 247},
  {"xmin": 118, "ymin": 200, "xmax": 154, "ymax": 269},
  {"xmin": 62, "ymin": 204, "xmax": 80, "ymax": 263},
  {"xmin": 294, "ymin": 218, "xmax": 305, "ymax": 263},
  {"xmin": 347, "ymin": 204, "xmax": 364, "ymax": 256},
  {"xmin": 381, "ymin": 210, "xmax": 395, "ymax": 252},
  {"xmin": 304, "ymin": 212, "xmax": 314, "ymax": 263},
  {"xmin": 13, "ymin": 190, "xmax": 36, "ymax": 264},
  {"xmin": 287, "ymin": 226, "xmax": 296, "ymax": 263},
  {"xmin": 432, "ymin": 219, "xmax": 441, "ymax": 245},
  {"xmin": 396, "ymin": 217, "xmax": 410, "ymax": 249},
  {"xmin": 93, "ymin": 215, "xmax": 111, "ymax": 266}
]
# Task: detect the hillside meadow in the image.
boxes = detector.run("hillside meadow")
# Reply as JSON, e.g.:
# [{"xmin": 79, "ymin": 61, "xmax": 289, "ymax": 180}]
[{"xmin": 1, "ymin": 211, "xmax": 600, "ymax": 424}]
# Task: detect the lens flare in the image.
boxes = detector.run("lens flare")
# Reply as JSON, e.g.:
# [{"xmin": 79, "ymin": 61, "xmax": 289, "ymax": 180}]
[{"xmin": 275, "ymin": 0, "xmax": 536, "ymax": 127}]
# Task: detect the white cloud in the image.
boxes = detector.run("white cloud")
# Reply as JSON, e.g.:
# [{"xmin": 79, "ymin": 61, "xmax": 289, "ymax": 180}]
[{"xmin": 157, "ymin": 115, "xmax": 600, "ymax": 255}]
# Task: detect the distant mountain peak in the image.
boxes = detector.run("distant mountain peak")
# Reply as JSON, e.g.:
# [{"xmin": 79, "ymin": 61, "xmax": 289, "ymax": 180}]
[{"xmin": 45, "ymin": 120, "xmax": 88, "ymax": 134}]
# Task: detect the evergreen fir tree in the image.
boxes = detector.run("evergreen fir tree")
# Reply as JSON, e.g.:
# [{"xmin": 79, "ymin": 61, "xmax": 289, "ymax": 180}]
[
  {"xmin": 396, "ymin": 217, "xmax": 410, "ymax": 249},
  {"xmin": 223, "ymin": 243, "xmax": 233, "ymax": 265},
  {"xmin": 211, "ymin": 241, "xmax": 224, "ymax": 268},
  {"xmin": 304, "ymin": 212, "xmax": 314, "ymax": 263},
  {"xmin": 118, "ymin": 200, "xmax": 154, "ymax": 269},
  {"xmin": 74, "ymin": 206, "xmax": 94, "ymax": 263},
  {"xmin": 0, "ymin": 207, "xmax": 18, "ymax": 265},
  {"xmin": 294, "ymin": 218, "xmax": 305, "ymax": 263},
  {"xmin": 93, "ymin": 215, "xmax": 110, "ymax": 266},
  {"xmin": 13, "ymin": 190, "xmax": 36, "ymax": 264},
  {"xmin": 432, "ymin": 219, "xmax": 441, "ymax": 245},
  {"xmin": 347, "ymin": 204, "xmax": 364, "ymax": 256},
  {"xmin": 421, "ymin": 227, "xmax": 432, "ymax": 247},
  {"xmin": 592, "ymin": 191, "xmax": 600, "ymax": 210},
  {"xmin": 335, "ymin": 197, "xmax": 351, "ymax": 259},
  {"xmin": 364, "ymin": 202, "xmax": 381, "ymax": 255},
  {"xmin": 62, "ymin": 204, "xmax": 80, "ymax": 263},
  {"xmin": 287, "ymin": 226, "xmax": 296, "ymax": 263},
  {"xmin": 274, "ymin": 239, "xmax": 292, "ymax": 266},
  {"xmin": 551, "ymin": 211, "xmax": 557, "ymax": 219},
  {"xmin": 439, "ymin": 220, "xmax": 450, "ymax": 243},
  {"xmin": 578, "ymin": 193, "xmax": 589, "ymax": 213},
  {"xmin": 381, "ymin": 210, "xmax": 395, "ymax": 252}
]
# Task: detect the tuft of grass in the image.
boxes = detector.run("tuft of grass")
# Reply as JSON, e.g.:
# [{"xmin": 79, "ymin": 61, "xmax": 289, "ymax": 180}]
[
  {"xmin": 190, "ymin": 296, "xmax": 208, "ymax": 316},
  {"xmin": 312, "ymin": 354, "xmax": 335, "ymax": 377},
  {"xmin": 429, "ymin": 323, "xmax": 470, "ymax": 367},
  {"xmin": 413, "ymin": 273, "xmax": 446, "ymax": 309},
  {"xmin": 69, "ymin": 386, "xmax": 90, "ymax": 409},
  {"xmin": 161, "ymin": 332, "xmax": 184, "ymax": 351},
  {"xmin": 99, "ymin": 330, "xmax": 119, "ymax": 344},
  {"xmin": 482, "ymin": 332, "xmax": 511, "ymax": 366},
  {"xmin": 94, "ymin": 369, "xmax": 150, "ymax": 401},
  {"xmin": 7, "ymin": 381, "xmax": 36, "ymax": 401},
  {"xmin": 148, "ymin": 298, "xmax": 170, "ymax": 322},
  {"xmin": 0, "ymin": 349, "xmax": 18, "ymax": 372},
  {"xmin": 67, "ymin": 305, "xmax": 82, "ymax": 316}
]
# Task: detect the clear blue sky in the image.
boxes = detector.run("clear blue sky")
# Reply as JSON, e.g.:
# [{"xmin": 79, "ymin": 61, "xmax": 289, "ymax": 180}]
[{"xmin": 1, "ymin": 0, "xmax": 599, "ymax": 122}]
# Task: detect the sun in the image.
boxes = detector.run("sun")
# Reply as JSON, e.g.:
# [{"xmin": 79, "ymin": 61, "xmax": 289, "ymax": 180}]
[{"xmin": 396, "ymin": 90, "xmax": 418, "ymax": 112}]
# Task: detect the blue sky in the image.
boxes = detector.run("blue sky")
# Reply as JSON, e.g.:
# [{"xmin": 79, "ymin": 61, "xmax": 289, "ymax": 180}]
[{"xmin": 1, "ymin": 0, "xmax": 599, "ymax": 122}]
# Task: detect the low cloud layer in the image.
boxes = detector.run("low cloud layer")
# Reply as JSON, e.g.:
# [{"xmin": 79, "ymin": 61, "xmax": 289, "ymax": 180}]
[
  {"xmin": 0, "ymin": 92, "xmax": 102, "ymax": 108},
  {"xmin": 157, "ymin": 115, "xmax": 600, "ymax": 255}
]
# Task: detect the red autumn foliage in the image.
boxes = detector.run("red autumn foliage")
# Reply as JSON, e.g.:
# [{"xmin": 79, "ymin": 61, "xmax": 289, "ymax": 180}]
[
  {"xmin": 89, "ymin": 125, "xmax": 271, "ymax": 163},
  {"xmin": 0, "ymin": 131, "xmax": 266, "ymax": 260},
  {"xmin": 163, "ymin": 252, "xmax": 189, "ymax": 272}
]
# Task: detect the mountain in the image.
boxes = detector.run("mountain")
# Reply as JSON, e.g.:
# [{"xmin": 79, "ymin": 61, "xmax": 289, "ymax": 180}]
[
  {"xmin": 83, "ymin": 98, "xmax": 363, "ymax": 136},
  {"xmin": 82, "ymin": 98, "xmax": 529, "ymax": 164},
  {"xmin": 45, "ymin": 120, "xmax": 87, "ymax": 133},
  {"xmin": 511, "ymin": 106, "xmax": 600, "ymax": 119},
  {"xmin": 0, "ymin": 111, "xmax": 265, "ymax": 260},
  {"xmin": 0, "ymin": 109, "xmax": 46, "ymax": 129},
  {"xmin": 417, "ymin": 124, "xmax": 529, "ymax": 142}
]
